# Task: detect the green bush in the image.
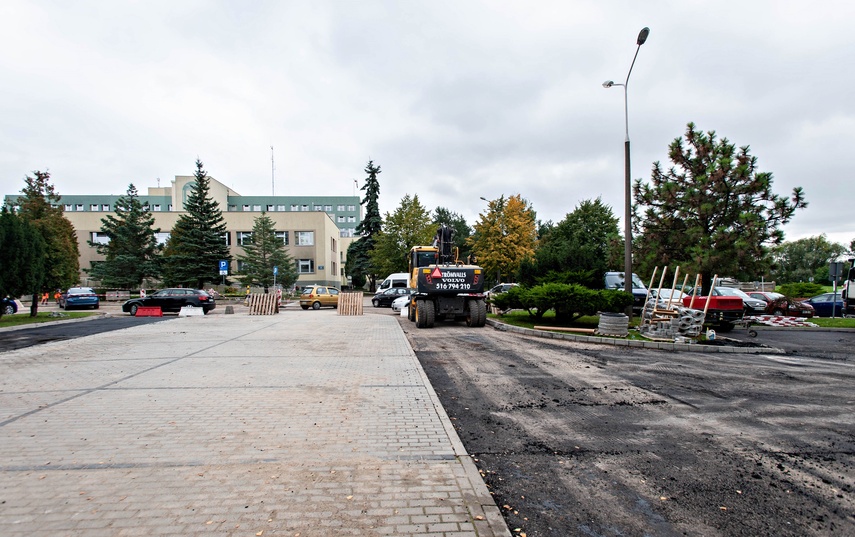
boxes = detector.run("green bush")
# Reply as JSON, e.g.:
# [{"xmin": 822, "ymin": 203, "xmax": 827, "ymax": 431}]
[
  {"xmin": 489, "ymin": 284, "xmax": 633, "ymax": 321},
  {"xmin": 777, "ymin": 282, "xmax": 824, "ymax": 298}
]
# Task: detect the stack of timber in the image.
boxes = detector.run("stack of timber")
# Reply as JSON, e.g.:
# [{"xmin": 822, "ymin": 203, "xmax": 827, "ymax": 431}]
[
  {"xmin": 247, "ymin": 293, "xmax": 279, "ymax": 315},
  {"xmin": 338, "ymin": 292, "xmax": 363, "ymax": 316}
]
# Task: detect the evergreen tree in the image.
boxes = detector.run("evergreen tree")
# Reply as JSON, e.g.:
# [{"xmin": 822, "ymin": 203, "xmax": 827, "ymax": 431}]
[
  {"xmin": 0, "ymin": 207, "xmax": 45, "ymax": 317},
  {"xmin": 346, "ymin": 160, "xmax": 383, "ymax": 290},
  {"xmin": 162, "ymin": 159, "xmax": 231, "ymax": 288},
  {"xmin": 525, "ymin": 198, "xmax": 621, "ymax": 287},
  {"xmin": 469, "ymin": 194, "xmax": 537, "ymax": 284},
  {"xmin": 236, "ymin": 212, "xmax": 298, "ymax": 292},
  {"xmin": 634, "ymin": 122, "xmax": 807, "ymax": 292},
  {"xmin": 14, "ymin": 171, "xmax": 80, "ymax": 315},
  {"xmin": 86, "ymin": 184, "xmax": 162, "ymax": 288},
  {"xmin": 370, "ymin": 194, "xmax": 434, "ymax": 277},
  {"xmin": 433, "ymin": 207, "xmax": 472, "ymax": 260}
]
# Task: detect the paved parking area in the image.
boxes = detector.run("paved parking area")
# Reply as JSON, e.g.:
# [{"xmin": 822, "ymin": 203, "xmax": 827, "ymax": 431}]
[{"xmin": 0, "ymin": 310, "xmax": 509, "ymax": 536}]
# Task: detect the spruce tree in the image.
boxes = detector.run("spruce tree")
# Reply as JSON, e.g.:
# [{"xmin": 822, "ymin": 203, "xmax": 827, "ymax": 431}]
[
  {"xmin": 87, "ymin": 184, "xmax": 162, "ymax": 288},
  {"xmin": 162, "ymin": 159, "xmax": 231, "ymax": 288},
  {"xmin": 0, "ymin": 207, "xmax": 45, "ymax": 317},
  {"xmin": 236, "ymin": 213, "xmax": 298, "ymax": 292},
  {"xmin": 346, "ymin": 160, "xmax": 383, "ymax": 291}
]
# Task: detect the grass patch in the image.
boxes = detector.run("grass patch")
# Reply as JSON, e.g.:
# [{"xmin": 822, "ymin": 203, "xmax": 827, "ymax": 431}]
[
  {"xmin": 489, "ymin": 309, "xmax": 641, "ymax": 329},
  {"xmin": 0, "ymin": 311, "xmax": 99, "ymax": 328},
  {"xmin": 809, "ymin": 317, "xmax": 855, "ymax": 328}
]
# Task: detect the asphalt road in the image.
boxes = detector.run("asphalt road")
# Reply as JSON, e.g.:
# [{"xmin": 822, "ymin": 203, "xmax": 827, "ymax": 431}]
[
  {"xmin": 397, "ymin": 315, "xmax": 855, "ymax": 536},
  {"xmin": 0, "ymin": 315, "xmax": 171, "ymax": 353}
]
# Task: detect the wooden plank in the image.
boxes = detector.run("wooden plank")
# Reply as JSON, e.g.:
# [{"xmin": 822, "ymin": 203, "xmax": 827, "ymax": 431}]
[{"xmin": 534, "ymin": 326, "xmax": 596, "ymax": 334}]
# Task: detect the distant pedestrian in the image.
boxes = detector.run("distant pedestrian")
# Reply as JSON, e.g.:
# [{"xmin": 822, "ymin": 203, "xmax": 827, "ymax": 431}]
[
  {"xmin": 40, "ymin": 292, "xmax": 49, "ymax": 305},
  {"xmin": 54, "ymin": 290, "xmax": 61, "ymax": 304}
]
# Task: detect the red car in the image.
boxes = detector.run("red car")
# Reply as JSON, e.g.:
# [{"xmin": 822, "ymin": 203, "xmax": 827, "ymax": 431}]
[{"xmin": 747, "ymin": 292, "xmax": 815, "ymax": 318}]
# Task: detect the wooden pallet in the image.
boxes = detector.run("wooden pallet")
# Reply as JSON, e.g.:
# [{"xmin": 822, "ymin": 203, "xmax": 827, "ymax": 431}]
[
  {"xmin": 247, "ymin": 293, "xmax": 279, "ymax": 315},
  {"xmin": 338, "ymin": 292, "xmax": 363, "ymax": 316}
]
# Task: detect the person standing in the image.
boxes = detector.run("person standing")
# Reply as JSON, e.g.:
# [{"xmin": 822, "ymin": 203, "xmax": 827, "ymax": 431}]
[{"xmin": 41, "ymin": 292, "xmax": 49, "ymax": 305}]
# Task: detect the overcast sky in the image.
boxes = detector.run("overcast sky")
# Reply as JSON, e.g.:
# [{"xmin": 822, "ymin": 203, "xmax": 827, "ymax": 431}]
[{"xmin": 2, "ymin": 1, "xmax": 853, "ymax": 248}]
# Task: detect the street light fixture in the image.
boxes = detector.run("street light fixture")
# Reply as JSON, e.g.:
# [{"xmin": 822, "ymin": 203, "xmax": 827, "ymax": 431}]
[{"xmin": 603, "ymin": 26, "xmax": 650, "ymax": 317}]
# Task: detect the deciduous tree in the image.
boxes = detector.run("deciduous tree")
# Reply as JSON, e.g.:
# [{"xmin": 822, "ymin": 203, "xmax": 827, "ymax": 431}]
[
  {"xmin": 14, "ymin": 171, "xmax": 80, "ymax": 315},
  {"xmin": 86, "ymin": 184, "xmax": 162, "ymax": 288},
  {"xmin": 634, "ymin": 122, "xmax": 807, "ymax": 292},
  {"xmin": 0, "ymin": 207, "xmax": 45, "ymax": 317},
  {"xmin": 770, "ymin": 235, "xmax": 847, "ymax": 284},
  {"xmin": 370, "ymin": 194, "xmax": 434, "ymax": 277},
  {"xmin": 470, "ymin": 194, "xmax": 537, "ymax": 284}
]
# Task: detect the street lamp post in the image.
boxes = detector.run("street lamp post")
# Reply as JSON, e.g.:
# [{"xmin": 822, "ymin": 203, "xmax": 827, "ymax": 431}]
[{"xmin": 603, "ymin": 26, "xmax": 649, "ymax": 318}]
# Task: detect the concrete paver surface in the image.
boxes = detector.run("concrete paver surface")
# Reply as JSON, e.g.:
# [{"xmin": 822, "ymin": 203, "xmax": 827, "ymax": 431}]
[{"xmin": 0, "ymin": 310, "xmax": 509, "ymax": 536}]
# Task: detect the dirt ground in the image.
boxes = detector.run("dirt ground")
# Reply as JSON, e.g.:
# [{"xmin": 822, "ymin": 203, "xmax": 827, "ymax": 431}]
[{"xmin": 400, "ymin": 318, "xmax": 855, "ymax": 536}]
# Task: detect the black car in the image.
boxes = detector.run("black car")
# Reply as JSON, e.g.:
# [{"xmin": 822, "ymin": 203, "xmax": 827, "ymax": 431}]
[
  {"xmin": 122, "ymin": 288, "xmax": 216, "ymax": 315},
  {"xmin": 372, "ymin": 287, "xmax": 412, "ymax": 308},
  {"xmin": 1, "ymin": 297, "xmax": 18, "ymax": 315}
]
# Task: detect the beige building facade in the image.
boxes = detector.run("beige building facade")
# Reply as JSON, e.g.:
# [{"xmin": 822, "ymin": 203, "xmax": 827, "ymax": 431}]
[{"xmin": 6, "ymin": 176, "xmax": 361, "ymax": 290}]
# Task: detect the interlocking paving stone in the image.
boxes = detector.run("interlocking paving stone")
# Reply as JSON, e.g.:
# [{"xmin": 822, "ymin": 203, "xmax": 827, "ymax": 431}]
[{"xmin": 0, "ymin": 311, "xmax": 508, "ymax": 536}]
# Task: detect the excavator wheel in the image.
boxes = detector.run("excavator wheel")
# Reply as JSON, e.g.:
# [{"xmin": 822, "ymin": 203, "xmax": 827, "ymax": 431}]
[
  {"xmin": 466, "ymin": 299, "xmax": 487, "ymax": 327},
  {"xmin": 415, "ymin": 300, "xmax": 435, "ymax": 328}
]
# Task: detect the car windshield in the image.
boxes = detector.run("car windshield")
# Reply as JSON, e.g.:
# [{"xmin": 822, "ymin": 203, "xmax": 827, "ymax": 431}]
[
  {"xmin": 715, "ymin": 287, "xmax": 744, "ymax": 298},
  {"xmin": 604, "ymin": 273, "xmax": 645, "ymax": 290}
]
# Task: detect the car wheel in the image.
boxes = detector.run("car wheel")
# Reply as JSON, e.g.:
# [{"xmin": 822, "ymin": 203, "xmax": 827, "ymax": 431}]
[
  {"xmin": 3, "ymin": 305, "xmax": 14, "ymax": 315},
  {"xmin": 129, "ymin": 304, "xmax": 139, "ymax": 316},
  {"xmin": 372, "ymin": 299, "xmax": 379, "ymax": 307},
  {"xmin": 301, "ymin": 305, "xmax": 309, "ymax": 310},
  {"xmin": 773, "ymin": 308, "xmax": 785, "ymax": 316},
  {"xmin": 94, "ymin": 304, "xmax": 100, "ymax": 310},
  {"xmin": 312, "ymin": 301, "xmax": 321, "ymax": 310}
]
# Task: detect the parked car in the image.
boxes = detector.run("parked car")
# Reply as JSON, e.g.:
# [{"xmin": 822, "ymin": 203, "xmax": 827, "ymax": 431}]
[
  {"xmin": 122, "ymin": 288, "xmax": 215, "ymax": 315},
  {"xmin": 804, "ymin": 292, "xmax": 846, "ymax": 317},
  {"xmin": 372, "ymin": 287, "xmax": 411, "ymax": 308},
  {"xmin": 1, "ymin": 296, "xmax": 18, "ymax": 315},
  {"xmin": 299, "ymin": 285, "xmax": 339, "ymax": 310},
  {"xmin": 486, "ymin": 283, "xmax": 518, "ymax": 300},
  {"xmin": 60, "ymin": 287, "xmax": 100, "ymax": 310},
  {"xmin": 765, "ymin": 296, "xmax": 815, "ymax": 318},
  {"xmin": 718, "ymin": 287, "xmax": 767, "ymax": 316},
  {"xmin": 746, "ymin": 291, "xmax": 783, "ymax": 305},
  {"xmin": 391, "ymin": 292, "xmax": 413, "ymax": 313}
]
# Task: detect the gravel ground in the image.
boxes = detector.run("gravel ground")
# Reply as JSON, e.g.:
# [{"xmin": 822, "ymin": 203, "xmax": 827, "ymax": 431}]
[{"xmin": 400, "ymin": 318, "xmax": 855, "ymax": 536}]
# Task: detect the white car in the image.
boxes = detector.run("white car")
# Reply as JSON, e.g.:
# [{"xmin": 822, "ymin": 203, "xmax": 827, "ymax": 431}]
[{"xmin": 391, "ymin": 294, "xmax": 411, "ymax": 313}]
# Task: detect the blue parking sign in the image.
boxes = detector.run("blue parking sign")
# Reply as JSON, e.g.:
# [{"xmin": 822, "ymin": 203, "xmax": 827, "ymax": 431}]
[{"xmin": 218, "ymin": 260, "xmax": 228, "ymax": 275}]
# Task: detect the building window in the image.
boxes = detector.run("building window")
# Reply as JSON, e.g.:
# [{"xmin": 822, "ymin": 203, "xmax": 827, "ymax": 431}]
[
  {"xmin": 347, "ymin": 216, "xmax": 356, "ymax": 222},
  {"xmin": 229, "ymin": 204, "xmax": 237, "ymax": 211},
  {"xmin": 337, "ymin": 216, "xmax": 345, "ymax": 222},
  {"xmin": 222, "ymin": 232, "xmax": 231, "ymax": 246},
  {"xmin": 236, "ymin": 231, "xmax": 253, "ymax": 246},
  {"xmin": 153, "ymin": 204, "xmax": 161, "ymax": 211},
  {"xmin": 347, "ymin": 205, "xmax": 356, "ymax": 211},
  {"xmin": 275, "ymin": 231, "xmax": 289, "ymax": 245},
  {"xmin": 295, "ymin": 231, "xmax": 314, "ymax": 246},
  {"xmin": 267, "ymin": 205, "xmax": 274, "ymax": 212},
  {"xmin": 330, "ymin": 238, "xmax": 336, "ymax": 252},
  {"xmin": 331, "ymin": 261, "xmax": 337, "ymax": 275},
  {"xmin": 90, "ymin": 204, "xmax": 99, "ymax": 211},
  {"xmin": 90, "ymin": 232, "xmax": 110, "ymax": 245},
  {"xmin": 253, "ymin": 205, "xmax": 261, "ymax": 211},
  {"xmin": 237, "ymin": 260, "xmax": 246, "ymax": 272},
  {"xmin": 324, "ymin": 205, "xmax": 332, "ymax": 211},
  {"xmin": 297, "ymin": 259, "xmax": 314, "ymax": 273},
  {"xmin": 301, "ymin": 204, "xmax": 309, "ymax": 211},
  {"xmin": 243, "ymin": 205, "xmax": 250, "ymax": 211},
  {"xmin": 337, "ymin": 204, "xmax": 345, "ymax": 211},
  {"xmin": 155, "ymin": 232, "xmax": 170, "ymax": 245},
  {"xmin": 277, "ymin": 205, "xmax": 286, "ymax": 211},
  {"xmin": 102, "ymin": 204, "xmax": 110, "ymax": 211},
  {"xmin": 291, "ymin": 204, "xmax": 298, "ymax": 211},
  {"xmin": 168, "ymin": 204, "xmax": 173, "ymax": 211},
  {"xmin": 76, "ymin": 204, "xmax": 84, "ymax": 211},
  {"xmin": 64, "ymin": 204, "xmax": 73, "ymax": 211}
]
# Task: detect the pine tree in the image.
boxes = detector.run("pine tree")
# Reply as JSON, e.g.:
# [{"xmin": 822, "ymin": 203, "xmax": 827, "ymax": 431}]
[
  {"xmin": 634, "ymin": 122, "xmax": 807, "ymax": 292},
  {"xmin": 236, "ymin": 213, "xmax": 298, "ymax": 292},
  {"xmin": 14, "ymin": 171, "xmax": 80, "ymax": 315},
  {"xmin": 346, "ymin": 160, "xmax": 383, "ymax": 290},
  {"xmin": 86, "ymin": 184, "xmax": 162, "ymax": 288},
  {"xmin": 370, "ymin": 194, "xmax": 434, "ymax": 277},
  {"xmin": 162, "ymin": 159, "xmax": 231, "ymax": 288}
]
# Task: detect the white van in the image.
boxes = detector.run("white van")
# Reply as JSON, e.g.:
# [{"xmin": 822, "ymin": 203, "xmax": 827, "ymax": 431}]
[{"xmin": 378, "ymin": 272, "xmax": 410, "ymax": 291}]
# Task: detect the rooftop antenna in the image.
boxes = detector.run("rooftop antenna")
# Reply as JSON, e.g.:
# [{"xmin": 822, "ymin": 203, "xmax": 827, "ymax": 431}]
[{"xmin": 271, "ymin": 146, "xmax": 275, "ymax": 196}]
